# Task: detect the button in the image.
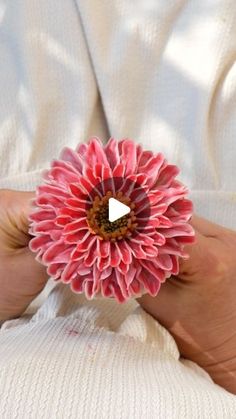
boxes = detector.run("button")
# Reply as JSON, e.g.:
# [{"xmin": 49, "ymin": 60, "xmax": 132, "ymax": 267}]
[{"xmin": 108, "ymin": 197, "xmax": 131, "ymax": 222}]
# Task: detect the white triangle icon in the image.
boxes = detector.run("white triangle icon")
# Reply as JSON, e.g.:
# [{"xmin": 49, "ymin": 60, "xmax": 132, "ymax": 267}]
[{"xmin": 108, "ymin": 198, "xmax": 130, "ymax": 223}]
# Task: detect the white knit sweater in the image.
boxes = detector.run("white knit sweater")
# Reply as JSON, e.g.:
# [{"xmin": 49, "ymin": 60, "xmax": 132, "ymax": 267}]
[{"xmin": 0, "ymin": 1, "xmax": 236, "ymax": 417}]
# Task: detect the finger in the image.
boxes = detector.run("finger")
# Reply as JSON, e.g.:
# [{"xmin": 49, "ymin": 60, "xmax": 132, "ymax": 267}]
[
  {"xmin": 136, "ymin": 280, "xmax": 172, "ymax": 312},
  {"xmin": 136, "ymin": 279, "xmax": 183, "ymax": 330},
  {"xmin": 17, "ymin": 191, "xmax": 35, "ymax": 216},
  {"xmin": 190, "ymin": 214, "xmax": 228, "ymax": 237},
  {"xmin": 13, "ymin": 191, "xmax": 35, "ymax": 234},
  {"xmin": 24, "ymin": 248, "xmax": 49, "ymax": 288}
]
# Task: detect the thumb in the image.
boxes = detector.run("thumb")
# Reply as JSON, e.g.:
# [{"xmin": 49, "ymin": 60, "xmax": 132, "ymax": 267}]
[
  {"xmin": 12, "ymin": 190, "xmax": 36, "ymax": 235},
  {"xmin": 0, "ymin": 190, "xmax": 36, "ymax": 248},
  {"xmin": 16, "ymin": 190, "xmax": 35, "ymax": 216}
]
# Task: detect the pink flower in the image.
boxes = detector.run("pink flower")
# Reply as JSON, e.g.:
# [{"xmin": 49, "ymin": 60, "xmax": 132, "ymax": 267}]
[{"xmin": 29, "ymin": 137, "xmax": 194, "ymax": 303}]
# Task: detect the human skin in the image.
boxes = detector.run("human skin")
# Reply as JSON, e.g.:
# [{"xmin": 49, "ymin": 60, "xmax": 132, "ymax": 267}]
[
  {"xmin": 0, "ymin": 190, "xmax": 236, "ymax": 393},
  {"xmin": 0, "ymin": 189, "xmax": 48, "ymax": 321},
  {"xmin": 137, "ymin": 216, "xmax": 236, "ymax": 394}
]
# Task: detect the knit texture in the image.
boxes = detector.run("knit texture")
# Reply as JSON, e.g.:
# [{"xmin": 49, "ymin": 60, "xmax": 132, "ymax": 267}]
[{"xmin": 0, "ymin": 0, "xmax": 236, "ymax": 417}]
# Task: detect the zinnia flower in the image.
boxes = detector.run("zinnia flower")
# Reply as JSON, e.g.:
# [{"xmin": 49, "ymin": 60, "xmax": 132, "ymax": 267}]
[{"xmin": 29, "ymin": 137, "xmax": 194, "ymax": 303}]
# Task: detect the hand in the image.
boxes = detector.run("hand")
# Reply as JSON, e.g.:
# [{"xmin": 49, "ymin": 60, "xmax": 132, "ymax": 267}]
[
  {"xmin": 137, "ymin": 215, "xmax": 236, "ymax": 394},
  {"xmin": 0, "ymin": 189, "xmax": 48, "ymax": 322}
]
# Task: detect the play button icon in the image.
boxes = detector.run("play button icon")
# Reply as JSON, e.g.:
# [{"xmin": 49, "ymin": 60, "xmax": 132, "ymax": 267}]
[
  {"xmin": 85, "ymin": 176, "xmax": 151, "ymax": 241},
  {"xmin": 108, "ymin": 198, "xmax": 131, "ymax": 223}
]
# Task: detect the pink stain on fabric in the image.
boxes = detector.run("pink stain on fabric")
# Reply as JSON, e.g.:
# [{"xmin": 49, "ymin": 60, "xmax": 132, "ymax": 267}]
[
  {"xmin": 29, "ymin": 137, "xmax": 195, "ymax": 303},
  {"xmin": 66, "ymin": 328, "xmax": 80, "ymax": 337}
]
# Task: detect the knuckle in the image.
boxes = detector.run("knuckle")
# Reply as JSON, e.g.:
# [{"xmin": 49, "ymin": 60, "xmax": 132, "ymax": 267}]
[
  {"xmin": 0, "ymin": 189, "xmax": 16, "ymax": 209},
  {"xmin": 0, "ymin": 189, "xmax": 9, "ymax": 206}
]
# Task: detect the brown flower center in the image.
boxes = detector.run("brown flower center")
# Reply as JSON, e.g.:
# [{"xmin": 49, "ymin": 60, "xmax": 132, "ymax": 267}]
[{"xmin": 86, "ymin": 190, "xmax": 137, "ymax": 241}]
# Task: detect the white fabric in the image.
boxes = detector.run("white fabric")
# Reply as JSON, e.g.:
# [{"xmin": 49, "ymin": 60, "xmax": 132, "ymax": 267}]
[{"xmin": 0, "ymin": 0, "xmax": 236, "ymax": 417}]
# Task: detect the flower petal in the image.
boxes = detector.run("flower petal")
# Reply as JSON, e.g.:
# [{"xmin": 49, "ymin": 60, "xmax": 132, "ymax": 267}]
[
  {"xmin": 55, "ymin": 216, "xmax": 73, "ymax": 227},
  {"xmin": 149, "ymin": 203, "xmax": 169, "ymax": 216},
  {"xmin": 84, "ymin": 167, "xmax": 99, "ymax": 187},
  {"xmin": 155, "ymin": 164, "xmax": 180, "ymax": 188},
  {"xmin": 127, "ymin": 241, "xmax": 147, "ymax": 259},
  {"xmin": 131, "ymin": 233, "xmax": 154, "ymax": 246},
  {"xmin": 137, "ymin": 150, "xmax": 153, "ymax": 167},
  {"xmin": 71, "ymin": 275, "xmax": 84, "ymax": 292},
  {"xmin": 138, "ymin": 268, "xmax": 162, "ymax": 296},
  {"xmin": 59, "ymin": 206, "xmax": 87, "ymax": 218},
  {"xmin": 101, "ymin": 277, "xmax": 113, "ymax": 298},
  {"xmin": 125, "ymin": 264, "xmax": 137, "ymax": 287},
  {"xmin": 110, "ymin": 242, "xmax": 122, "ymax": 267},
  {"xmin": 48, "ymin": 165, "xmax": 79, "ymax": 185},
  {"xmin": 141, "ymin": 245, "xmax": 158, "ymax": 258},
  {"xmin": 42, "ymin": 241, "xmax": 73, "ymax": 264},
  {"xmin": 29, "ymin": 209, "xmax": 56, "ymax": 223},
  {"xmin": 104, "ymin": 138, "xmax": 120, "ymax": 169},
  {"xmin": 139, "ymin": 154, "xmax": 165, "ymax": 187},
  {"xmin": 158, "ymin": 238, "xmax": 186, "ymax": 257},
  {"xmin": 69, "ymin": 183, "xmax": 87, "ymax": 199},
  {"xmin": 120, "ymin": 139, "xmax": 137, "ymax": 176},
  {"xmin": 130, "ymin": 187, "xmax": 148, "ymax": 203},
  {"xmin": 37, "ymin": 184, "xmax": 70, "ymax": 199},
  {"xmin": 47, "ymin": 263, "xmax": 65, "ymax": 278},
  {"xmin": 160, "ymin": 223, "xmax": 194, "ymax": 238},
  {"xmin": 65, "ymin": 197, "xmax": 88, "ymax": 209},
  {"xmin": 146, "ymin": 191, "xmax": 164, "ymax": 206},
  {"xmin": 118, "ymin": 177, "xmax": 136, "ymax": 196},
  {"xmin": 100, "ymin": 266, "xmax": 112, "ymax": 280},
  {"xmin": 129, "ymin": 278, "xmax": 142, "ymax": 295},
  {"xmin": 161, "ymin": 186, "xmax": 188, "ymax": 206},
  {"xmin": 86, "ymin": 137, "xmax": 109, "ymax": 167},
  {"xmin": 59, "ymin": 147, "xmax": 83, "ymax": 174},
  {"xmin": 76, "ymin": 142, "xmax": 88, "ymax": 156},
  {"xmin": 61, "ymin": 261, "xmax": 80, "ymax": 283},
  {"xmin": 84, "ymin": 280, "xmax": 96, "ymax": 299},
  {"xmin": 29, "ymin": 235, "xmax": 51, "ymax": 252},
  {"xmin": 64, "ymin": 218, "xmax": 88, "ymax": 234},
  {"xmin": 97, "ymin": 240, "xmax": 110, "ymax": 259},
  {"xmin": 170, "ymin": 255, "xmax": 179, "ymax": 275},
  {"xmin": 34, "ymin": 220, "xmax": 61, "ymax": 234},
  {"xmin": 154, "ymin": 254, "xmax": 173, "ymax": 270},
  {"xmin": 149, "ymin": 231, "xmax": 166, "ymax": 246},
  {"xmin": 139, "ymin": 259, "xmax": 164, "ymax": 279},
  {"xmin": 117, "ymin": 261, "xmax": 129, "ymax": 274},
  {"xmin": 70, "ymin": 232, "xmax": 94, "ymax": 259},
  {"xmin": 35, "ymin": 194, "xmax": 65, "ymax": 209},
  {"xmin": 115, "ymin": 270, "xmax": 129, "ymax": 299},
  {"xmin": 50, "ymin": 230, "xmax": 63, "ymax": 241},
  {"xmin": 74, "ymin": 234, "xmax": 96, "ymax": 253},
  {"xmin": 113, "ymin": 163, "xmax": 126, "ymax": 177},
  {"xmin": 64, "ymin": 230, "xmax": 89, "ymax": 244},
  {"xmin": 110, "ymin": 282, "xmax": 126, "ymax": 303},
  {"xmin": 78, "ymin": 264, "xmax": 92, "ymax": 275},
  {"xmin": 116, "ymin": 241, "xmax": 132, "ymax": 264},
  {"xmin": 157, "ymin": 216, "xmax": 173, "ymax": 228},
  {"xmin": 97, "ymin": 255, "xmax": 111, "ymax": 271},
  {"xmin": 166, "ymin": 199, "xmax": 193, "ymax": 222},
  {"xmin": 84, "ymin": 241, "xmax": 98, "ymax": 266}
]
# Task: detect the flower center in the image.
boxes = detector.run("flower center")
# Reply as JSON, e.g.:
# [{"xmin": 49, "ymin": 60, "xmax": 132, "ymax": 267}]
[{"xmin": 86, "ymin": 191, "xmax": 137, "ymax": 241}]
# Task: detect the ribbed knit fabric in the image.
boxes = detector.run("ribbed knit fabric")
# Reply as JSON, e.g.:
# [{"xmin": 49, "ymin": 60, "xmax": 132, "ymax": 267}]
[{"xmin": 0, "ymin": 1, "xmax": 236, "ymax": 417}]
